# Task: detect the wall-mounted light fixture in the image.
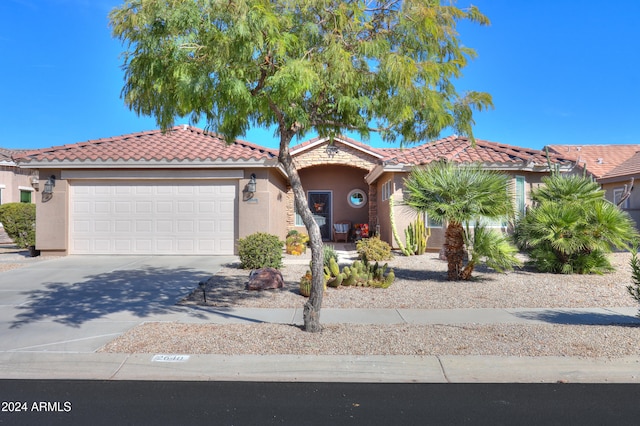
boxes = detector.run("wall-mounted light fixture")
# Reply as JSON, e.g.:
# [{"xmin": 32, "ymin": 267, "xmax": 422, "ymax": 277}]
[
  {"xmin": 43, "ymin": 175, "xmax": 56, "ymax": 195},
  {"xmin": 30, "ymin": 176, "xmax": 39, "ymax": 191},
  {"xmin": 325, "ymin": 143, "xmax": 339, "ymax": 157},
  {"xmin": 246, "ymin": 173, "xmax": 257, "ymax": 194}
]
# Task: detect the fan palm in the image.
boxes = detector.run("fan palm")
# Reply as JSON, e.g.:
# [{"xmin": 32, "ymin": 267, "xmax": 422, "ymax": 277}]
[
  {"xmin": 516, "ymin": 174, "xmax": 637, "ymax": 274},
  {"xmin": 404, "ymin": 161, "xmax": 520, "ymax": 280}
]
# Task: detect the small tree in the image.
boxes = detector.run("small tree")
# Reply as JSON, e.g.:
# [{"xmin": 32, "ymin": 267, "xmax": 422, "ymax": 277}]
[
  {"xmin": 404, "ymin": 161, "xmax": 520, "ymax": 280},
  {"xmin": 110, "ymin": 0, "xmax": 492, "ymax": 330},
  {"xmin": 516, "ymin": 174, "xmax": 637, "ymax": 274}
]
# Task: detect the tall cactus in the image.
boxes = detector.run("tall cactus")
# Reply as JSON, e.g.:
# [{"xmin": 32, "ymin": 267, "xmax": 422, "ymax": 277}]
[
  {"xmin": 414, "ymin": 215, "xmax": 428, "ymax": 255},
  {"xmin": 404, "ymin": 215, "xmax": 429, "ymax": 255},
  {"xmin": 389, "ymin": 195, "xmax": 412, "ymax": 256}
]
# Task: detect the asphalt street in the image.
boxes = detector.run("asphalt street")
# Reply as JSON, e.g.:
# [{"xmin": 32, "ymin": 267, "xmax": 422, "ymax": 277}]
[{"xmin": 2, "ymin": 380, "xmax": 640, "ymax": 425}]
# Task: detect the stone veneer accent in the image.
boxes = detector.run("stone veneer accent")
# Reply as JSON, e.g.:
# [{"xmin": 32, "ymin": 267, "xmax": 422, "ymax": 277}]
[{"xmin": 284, "ymin": 141, "xmax": 381, "ymax": 231}]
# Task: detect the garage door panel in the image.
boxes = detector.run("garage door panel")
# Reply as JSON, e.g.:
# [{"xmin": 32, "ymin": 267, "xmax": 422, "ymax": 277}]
[
  {"xmin": 177, "ymin": 220, "xmax": 194, "ymax": 232},
  {"xmin": 94, "ymin": 220, "xmax": 110, "ymax": 232},
  {"xmin": 70, "ymin": 180, "xmax": 236, "ymax": 255},
  {"xmin": 135, "ymin": 220, "xmax": 153, "ymax": 232}
]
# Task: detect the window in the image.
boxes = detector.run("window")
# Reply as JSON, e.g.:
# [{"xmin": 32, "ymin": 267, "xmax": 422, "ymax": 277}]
[
  {"xmin": 515, "ymin": 176, "xmax": 526, "ymax": 218},
  {"xmin": 425, "ymin": 213, "xmax": 441, "ymax": 228},
  {"xmin": 20, "ymin": 190, "xmax": 32, "ymax": 203},
  {"xmin": 294, "ymin": 204, "xmax": 304, "ymax": 226},
  {"xmin": 347, "ymin": 189, "xmax": 367, "ymax": 208},
  {"xmin": 613, "ymin": 188, "xmax": 630, "ymax": 209},
  {"xmin": 464, "ymin": 217, "xmax": 508, "ymax": 229},
  {"xmin": 381, "ymin": 180, "xmax": 392, "ymax": 201}
]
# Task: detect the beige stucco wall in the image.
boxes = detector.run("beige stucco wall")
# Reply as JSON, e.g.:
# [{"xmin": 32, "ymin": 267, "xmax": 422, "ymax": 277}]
[
  {"xmin": 602, "ymin": 179, "xmax": 640, "ymax": 230},
  {"xmin": 34, "ymin": 169, "xmax": 68, "ymax": 255},
  {"xmin": 237, "ymin": 168, "xmax": 290, "ymax": 243},
  {"xmin": 380, "ymin": 170, "xmax": 554, "ymax": 251}
]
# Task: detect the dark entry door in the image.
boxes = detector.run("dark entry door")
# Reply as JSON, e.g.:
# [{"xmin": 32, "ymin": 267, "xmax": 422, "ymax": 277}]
[{"xmin": 308, "ymin": 191, "xmax": 332, "ymax": 241}]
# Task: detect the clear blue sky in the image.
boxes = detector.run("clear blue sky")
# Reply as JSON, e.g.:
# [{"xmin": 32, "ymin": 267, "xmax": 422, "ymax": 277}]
[{"xmin": 1, "ymin": 0, "xmax": 639, "ymax": 151}]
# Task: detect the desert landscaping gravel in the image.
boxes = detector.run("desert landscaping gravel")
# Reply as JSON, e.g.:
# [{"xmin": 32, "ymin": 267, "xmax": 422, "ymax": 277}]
[{"xmin": 98, "ymin": 251, "xmax": 640, "ymax": 357}]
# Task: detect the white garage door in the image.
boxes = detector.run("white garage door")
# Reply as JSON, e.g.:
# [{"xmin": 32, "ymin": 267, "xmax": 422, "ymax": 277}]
[{"xmin": 69, "ymin": 180, "xmax": 236, "ymax": 255}]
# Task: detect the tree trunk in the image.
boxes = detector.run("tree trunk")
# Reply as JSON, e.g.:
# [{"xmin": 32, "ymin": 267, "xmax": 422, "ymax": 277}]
[
  {"xmin": 278, "ymin": 140, "xmax": 324, "ymax": 332},
  {"xmin": 445, "ymin": 221, "xmax": 465, "ymax": 280}
]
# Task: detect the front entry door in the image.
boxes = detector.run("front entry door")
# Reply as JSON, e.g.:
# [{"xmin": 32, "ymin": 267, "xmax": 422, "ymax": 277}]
[{"xmin": 308, "ymin": 191, "xmax": 332, "ymax": 241}]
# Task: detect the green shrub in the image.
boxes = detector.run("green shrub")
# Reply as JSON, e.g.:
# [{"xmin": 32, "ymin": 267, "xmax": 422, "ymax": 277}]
[
  {"xmin": 323, "ymin": 245, "xmax": 338, "ymax": 268},
  {"xmin": 515, "ymin": 174, "xmax": 637, "ymax": 274},
  {"xmin": 627, "ymin": 247, "xmax": 640, "ymax": 317},
  {"xmin": 356, "ymin": 235, "xmax": 393, "ymax": 261},
  {"xmin": 0, "ymin": 203, "xmax": 36, "ymax": 249},
  {"xmin": 238, "ymin": 232, "xmax": 283, "ymax": 269}
]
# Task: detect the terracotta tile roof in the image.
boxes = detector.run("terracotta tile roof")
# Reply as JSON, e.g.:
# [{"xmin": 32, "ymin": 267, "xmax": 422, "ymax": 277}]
[
  {"xmin": 13, "ymin": 126, "xmax": 278, "ymax": 165},
  {"xmin": 385, "ymin": 136, "xmax": 571, "ymax": 167},
  {"xmin": 0, "ymin": 148, "xmax": 13, "ymax": 163},
  {"xmin": 0, "ymin": 147, "xmax": 27, "ymax": 165},
  {"xmin": 546, "ymin": 144, "xmax": 640, "ymax": 179},
  {"xmin": 600, "ymin": 151, "xmax": 640, "ymax": 181}
]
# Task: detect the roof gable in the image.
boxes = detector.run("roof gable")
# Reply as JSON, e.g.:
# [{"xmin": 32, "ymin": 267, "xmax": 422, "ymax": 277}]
[
  {"xmin": 600, "ymin": 151, "xmax": 640, "ymax": 181},
  {"xmin": 546, "ymin": 144, "xmax": 640, "ymax": 179},
  {"xmin": 290, "ymin": 135, "xmax": 386, "ymax": 160},
  {"xmin": 14, "ymin": 126, "xmax": 278, "ymax": 167}
]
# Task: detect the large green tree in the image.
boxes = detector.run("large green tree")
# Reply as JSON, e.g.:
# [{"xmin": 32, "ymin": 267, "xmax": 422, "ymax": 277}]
[
  {"xmin": 404, "ymin": 161, "xmax": 520, "ymax": 280},
  {"xmin": 110, "ymin": 0, "xmax": 492, "ymax": 331}
]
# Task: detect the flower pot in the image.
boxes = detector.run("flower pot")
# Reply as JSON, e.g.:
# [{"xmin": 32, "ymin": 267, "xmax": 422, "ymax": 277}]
[{"xmin": 286, "ymin": 242, "xmax": 306, "ymax": 255}]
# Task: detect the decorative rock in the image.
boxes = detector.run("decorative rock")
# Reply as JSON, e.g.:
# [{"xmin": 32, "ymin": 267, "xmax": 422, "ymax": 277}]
[{"xmin": 245, "ymin": 268, "xmax": 284, "ymax": 291}]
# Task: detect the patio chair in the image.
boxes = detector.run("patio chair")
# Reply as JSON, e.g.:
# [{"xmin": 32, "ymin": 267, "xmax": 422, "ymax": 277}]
[{"xmin": 333, "ymin": 221, "xmax": 351, "ymax": 243}]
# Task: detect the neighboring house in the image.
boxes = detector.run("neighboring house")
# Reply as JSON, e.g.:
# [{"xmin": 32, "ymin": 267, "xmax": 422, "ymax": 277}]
[
  {"xmin": 0, "ymin": 148, "xmax": 37, "ymax": 206},
  {"xmin": 546, "ymin": 144, "xmax": 640, "ymax": 228},
  {"xmin": 13, "ymin": 126, "xmax": 572, "ymax": 256}
]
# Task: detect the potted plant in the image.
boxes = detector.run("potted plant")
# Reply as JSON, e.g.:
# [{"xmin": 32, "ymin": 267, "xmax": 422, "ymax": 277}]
[{"xmin": 285, "ymin": 230, "xmax": 309, "ymax": 255}]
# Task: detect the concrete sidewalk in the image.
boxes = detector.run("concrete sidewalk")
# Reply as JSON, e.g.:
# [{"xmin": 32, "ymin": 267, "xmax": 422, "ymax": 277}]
[
  {"xmin": 1, "ymin": 248, "xmax": 640, "ymax": 383},
  {"xmin": 1, "ymin": 303, "xmax": 639, "ymax": 383}
]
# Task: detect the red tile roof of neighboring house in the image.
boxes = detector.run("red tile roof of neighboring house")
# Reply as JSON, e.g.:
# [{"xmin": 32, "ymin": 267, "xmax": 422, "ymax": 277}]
[
  {"xmin": 13, "ymin": 126, "xmax": 278, "ymax": 165},
  {"xmin": 599, "ymin": 151, "xmax": 640, "ymax": 181},
  {"xmin": 546, "ymin": 144, "xmax": 640, "ymax": 179},
  {"xmin": 0, "ymin": 147, "xmax": 28, "ymax": 165},
  {"xmin": 0, "ymin": 148, "xmax": 13, "ymax": 163},
  {"xmin": 385, "ymin": 136, "xmax": 570, "ymax": 167}
]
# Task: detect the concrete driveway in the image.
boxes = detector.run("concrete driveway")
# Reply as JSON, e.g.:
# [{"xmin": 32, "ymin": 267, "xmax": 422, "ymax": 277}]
[{"xmin": 0, "ymin": 255, "xmax": 236, "ymax": 353}]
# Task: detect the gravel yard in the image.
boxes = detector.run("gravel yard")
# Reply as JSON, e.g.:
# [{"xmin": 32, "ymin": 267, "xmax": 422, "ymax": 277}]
[{"xmin": 98, "ymin": 251, "xmax": 640, "ymax": 357}]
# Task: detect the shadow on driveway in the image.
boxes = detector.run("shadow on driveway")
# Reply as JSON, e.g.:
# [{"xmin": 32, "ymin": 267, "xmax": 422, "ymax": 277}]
[
  {"xmin": 11, "ymin": 266, "xmax": 212, "ymax": 329},
  {"xmin": 513, "ymin": 310, "xmax": 640, "ymax": 326}
]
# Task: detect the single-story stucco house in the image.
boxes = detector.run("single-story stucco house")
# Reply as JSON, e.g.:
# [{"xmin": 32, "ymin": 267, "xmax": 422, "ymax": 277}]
[
  {"xmin": 0, "ymin": 147, "xmax": 37, "ymax": 205},
  {"xmin": 547, "ymin": 144, "xmax": 640, "ymax": 228},
  {"xmin": 13, "ymin": 125, "xmax": 573, "ymax": 256}
]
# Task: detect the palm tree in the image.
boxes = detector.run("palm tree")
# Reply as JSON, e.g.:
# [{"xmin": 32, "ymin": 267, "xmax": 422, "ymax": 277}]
[
  {"xmin": 404, "ymin": 161, "xmax": 520, "ymax": 280},
  {"xmin": 516, "ymin": 174, "xmax": 637, "ymax": 274}
]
